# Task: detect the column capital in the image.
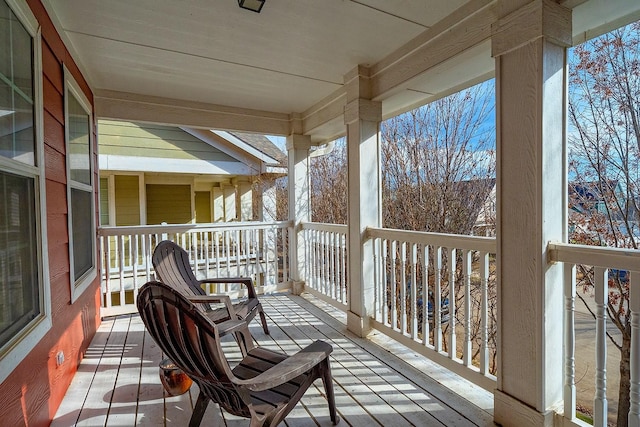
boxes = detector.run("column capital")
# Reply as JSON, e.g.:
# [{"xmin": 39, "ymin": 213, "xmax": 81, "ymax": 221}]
[
  {"xmin": 286, "ymin": 133, "xmax": 312, "ymax": 151},
  {"xmin": 492, "ymin": 0, "xmax": 571, "ymax": 58},
  {"xmin": 344, "ymin": 98, "xmax": 382, "ymax": 125},
  {"xmin": 344, "ymin": 65, "xmax": 373, "ymax": 102}
]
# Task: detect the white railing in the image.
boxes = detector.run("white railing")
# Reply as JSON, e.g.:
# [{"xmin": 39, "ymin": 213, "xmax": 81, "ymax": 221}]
[
  {"xmin": 366, "ymin": 227, "xmax": 498, "ymax": 392},
  {"xmin": 301, "ymin": 222, "xmax": 348, "ymax": 309},
  {"xmin": 549, "ymin": 242, "xmax": 639, "ymax": 427},
  {"xmin": 98, "ymin": 221, "xmax": 292, "ymax": 316}
]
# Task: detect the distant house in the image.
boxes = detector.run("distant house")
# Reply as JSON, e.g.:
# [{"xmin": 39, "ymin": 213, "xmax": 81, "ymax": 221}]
[
  {"xmin": 569, "ymin": 180, "xmax": 624, "ymax": 218},
  {"xmin": 98, "ymin": 121, "xmax": 287, "ymax": 226}
]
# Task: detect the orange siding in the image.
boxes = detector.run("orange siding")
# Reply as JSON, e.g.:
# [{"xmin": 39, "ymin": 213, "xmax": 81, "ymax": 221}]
[{"xmin": 0, "ymin": 1, "xmax": 101, "ymax": 426}]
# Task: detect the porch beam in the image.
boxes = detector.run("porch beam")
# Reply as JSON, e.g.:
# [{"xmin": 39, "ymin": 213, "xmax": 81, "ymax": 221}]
[
  {"xmin": 345, "ymin": 66, "xmax": 382, "ymax": 337},
  {"xmin": 493, "ymin": 0, "xmax": 571, "ymax": 425},
  {"xmin": 95, "ymin": 89, "xmax": 291, "ymax": 135}
]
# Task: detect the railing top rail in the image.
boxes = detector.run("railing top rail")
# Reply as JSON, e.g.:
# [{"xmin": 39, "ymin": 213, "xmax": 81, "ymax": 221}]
[
  {"xmin": 300, "ymin": 222, "xmax": 348, "ymax": 233},
  {"xmin": 548, "ymin": 241, "xmax": 640, "ymax": 271},
  {"xmin": 366, "ymin": 226, "xmax": 496, "ymax": 253},
  {"xmin": 98, "ymin": 220, "xmax": 294, "ymax": 236}
]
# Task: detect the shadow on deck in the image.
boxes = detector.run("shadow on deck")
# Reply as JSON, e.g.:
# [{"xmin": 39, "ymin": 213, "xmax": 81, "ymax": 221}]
[{"xmin": 53, "ymin": 293, "xmax": 494, "ymax": 426}]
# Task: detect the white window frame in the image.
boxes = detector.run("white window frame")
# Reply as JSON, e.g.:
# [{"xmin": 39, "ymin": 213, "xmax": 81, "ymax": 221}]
[
  {"xmin": 0, "ymin": 0, "xmax": 51, "ymax": 384},
  {"xmin": 64, "ymin": 66, "xmax": 96, "ymax": 303}
]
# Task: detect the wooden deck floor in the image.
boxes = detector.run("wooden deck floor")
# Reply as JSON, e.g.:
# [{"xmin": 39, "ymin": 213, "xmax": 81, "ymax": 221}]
[{"xmin": 52, "ymin": 293, "xmax": 494, "ymax": 426}]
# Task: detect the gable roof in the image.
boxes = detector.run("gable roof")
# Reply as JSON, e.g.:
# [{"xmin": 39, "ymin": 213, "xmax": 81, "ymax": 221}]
[{"xmin": 230, "ymin": 132, "xmax": 286, "ymax": 165}]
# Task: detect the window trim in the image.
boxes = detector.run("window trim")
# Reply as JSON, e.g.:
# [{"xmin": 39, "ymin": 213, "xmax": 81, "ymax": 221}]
[
  {"xmin": 0, "ymin": 0, "xmax": 52, "ymax": 385},
  {"xmin": 64, "ymin": 66, "xmax": 96, "ymax": 303}
]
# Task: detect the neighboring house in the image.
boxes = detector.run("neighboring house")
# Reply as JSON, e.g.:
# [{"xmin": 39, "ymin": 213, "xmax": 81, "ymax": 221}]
[
  {"xmin": 473, "ymin": 179, "xmax": 497, "ymax": 236},
  {"xmin": 568, "ymin": 180, "xmax": 623, "ymax": 217},
  {"xmin": 98, "ymin": 121, "xmax": 287, "ymax": 226}
]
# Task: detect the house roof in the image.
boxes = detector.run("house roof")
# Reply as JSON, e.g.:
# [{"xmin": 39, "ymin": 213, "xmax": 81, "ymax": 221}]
[
  {"xmin": 230, "ymin": 132, "xmax": 286, "ymax": 165},
  {"xmin": 42, "ymin": 0, "xmax": 640, "ymax": 143}
]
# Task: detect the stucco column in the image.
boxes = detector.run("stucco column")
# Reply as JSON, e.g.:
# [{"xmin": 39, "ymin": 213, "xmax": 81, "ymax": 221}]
[
  {"xmin": 287, "ymin": 134, "xmax": 311, "ymax": 295},
  {"xmin": 344, "ymin": 66, "xmax": 382, "ymax": 338},
  {"xmin": 492, "ymin": 1, "xmax": 570, "ymax": 425}
]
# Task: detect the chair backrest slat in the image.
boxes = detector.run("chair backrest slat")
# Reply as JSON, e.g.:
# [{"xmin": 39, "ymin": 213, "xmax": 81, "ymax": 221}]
[
  {"xmin": 137, "ymin": 281, "xmax": 248, "ymax": 416},
  {"xmin": 152, "ymin": 240, "xmax": 205, "ymax": 297}
]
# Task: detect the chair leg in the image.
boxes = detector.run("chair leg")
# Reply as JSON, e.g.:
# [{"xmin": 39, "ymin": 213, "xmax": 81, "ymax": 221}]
[
  {"xmin": 321, "ymin": 358, "xmax": 340, "ymax": 425},
  {"xmin": 189, "ymin": 391, "xmax": 210, "ymax": 427},
  {"xmin": 258, "ymin": 307, "xmax": 270, "ymax": 335}
]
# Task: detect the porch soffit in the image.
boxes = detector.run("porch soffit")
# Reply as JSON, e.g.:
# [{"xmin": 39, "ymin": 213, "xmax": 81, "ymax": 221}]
[{"xmin": 43, "ymin": 0, "xmax": 640, "ymax": 144}]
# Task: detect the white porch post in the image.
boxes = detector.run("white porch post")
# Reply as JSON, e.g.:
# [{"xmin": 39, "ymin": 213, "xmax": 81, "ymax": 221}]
[
  {"xmin": 238, "ymin": 181, "xmax": 253, "ymax": 221},
  {"xmin": 287, "ymin": 134, "xmax": 311, "ymax": 295},
  {"xmin": 223, "ymin": 183, "xmax": 237, "ymax": 221},
  {"xmin": 212, "ymin": 185, "xmax": 224, "ymax": 222},
  {"xmin": 492, "ymin": 0, "xmax": 570, "ymax": 425},
  {"xmin": 257, "ymin": 176, "xmax": 277, "ymax": 222},
  {"xmin": 344, "ymin": 66, "xmax": 382, "ymax": 338}
]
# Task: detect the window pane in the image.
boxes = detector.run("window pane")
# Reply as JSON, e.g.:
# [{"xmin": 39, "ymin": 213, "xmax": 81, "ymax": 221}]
[
  {"xmin": 0, "ymin": 171, "xmax": 40, "ymax": 348},
  {"xmin": 71, "ymin": 188, "xmax": 93, "ymax": 281},
  {"xmin": 0, "ymin": 0, "xmax": 35, "ymax": 166},
  {"xmin": 68, "ymin": 93, "xmax": 90, "ymax": 185}
]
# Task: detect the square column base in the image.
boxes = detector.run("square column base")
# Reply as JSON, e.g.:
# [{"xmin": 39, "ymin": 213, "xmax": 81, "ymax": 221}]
[
  {"xmin": 494, "ymin": 389, "xmax": 559, "ymax": 427},
  {"xmin": 291, "ymin": 281, "xmax": 305, "ymax": 296},
  {"xmin": 346, "ymin": 311, "xmax": 370, "ymax": 338}
]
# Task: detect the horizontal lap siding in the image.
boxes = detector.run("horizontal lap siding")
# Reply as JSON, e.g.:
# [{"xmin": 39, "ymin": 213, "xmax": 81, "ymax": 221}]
[
  {"xmin": 99, "ymin": 120, "xmax": 238, "ymax": 161},
  {"xmin": 0, "ymin": 1, "xmax": 100, "ymax": 426},
  {"xmin": 115, "ymin": 175, "xmax": 141, "ymax": 226},
  {"xmin": 146, "ymin": 184, "xmax": 192, "ymax": 224}
]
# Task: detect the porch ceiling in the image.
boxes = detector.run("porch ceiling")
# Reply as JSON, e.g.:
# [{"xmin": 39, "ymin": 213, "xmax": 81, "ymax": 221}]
[{"xmin": 42, "ymin": 0, "xmax": 640, "ymax": 143}]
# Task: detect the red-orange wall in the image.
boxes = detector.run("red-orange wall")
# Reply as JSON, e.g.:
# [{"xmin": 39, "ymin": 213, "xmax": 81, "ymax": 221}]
[{"xmin": 0, "ymin": 1, "xmax": 101, "ymax": 425}]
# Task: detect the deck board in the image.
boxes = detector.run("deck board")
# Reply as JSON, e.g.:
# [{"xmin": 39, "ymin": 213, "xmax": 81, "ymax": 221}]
[{"xmin": 53, "ymin": 293, "xmax": 494, "ymax": 426}]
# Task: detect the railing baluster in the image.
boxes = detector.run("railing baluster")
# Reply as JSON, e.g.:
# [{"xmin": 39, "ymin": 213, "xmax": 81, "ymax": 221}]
[
  {"xmin": 434, "ymin": 246, "xmax": 443, "ymax": 352},
  {"xmin": 381, "ymin": 239, "xmax": 388, "ymax": 325},
  {"xmin": 422, "ymin": 244, "xmax": 429, "ymax": 346},
  {"xmin": 410, "ymin": 243, "xmax": 417, "ymax": 340},
  {"xmin": 400, "ymin": 241, "xmax": 407, "ymax": 335},
  {"xmin": 103, "ymin": 236, "xmax": 111, "ymax": 309},
  {"xmin": 448, "ymin": 247, "xmax": 456, "ymax": 359},
  {"xmin": 463, "ymin": 249, "xmax": 472, "ymax": 367},
  {"xmin": 480, "ymin": 251, "xmax": 489, "ymax": 375},
  {"xmin": 594, "ymin": 266, "xmax": 608, "ymax": 427},
  {"xmin": 564, "ymin": 263, "xmax": 577, "ymax": 421},
  {"xmin": 391, "ymin": 240, "xmax": 398, "ymax": 331},
  {"xmin": 630, "ymin": 271, "xmax": 640, "ymax": 427},
  {"xmin": 118, "ymin": 235, "xmax": 125, "ymax": 308},
  {"xmin": 132, "ymin": 234, "xmax": 139, "ymax": 301}
]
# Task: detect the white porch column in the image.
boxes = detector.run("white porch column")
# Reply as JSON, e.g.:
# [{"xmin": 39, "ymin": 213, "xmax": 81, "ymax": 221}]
[
  {"xmin": 238, "ymin": 182, "xmax": 253, "ymax": 221},
  {"xmin": 344, "ymin": 66, "xmax": 382, "ymax": 338},
  {"xmin": 287, "ymin": 134, "xmax": 311, "ymax": 295},
  {"xmin": 223, "ymin": 184, "xmax": 237, "ymax": 221},
  {"xmin": 258, "ymin": 176, "xmax": 277, "ymax": 222},
  {"xmin": 492, "ymin": 1, "xmax": 570, "ymax": 425},
  {"xmin": 212, "ymin": 185, "xmax": 224, "ymax": 222}
]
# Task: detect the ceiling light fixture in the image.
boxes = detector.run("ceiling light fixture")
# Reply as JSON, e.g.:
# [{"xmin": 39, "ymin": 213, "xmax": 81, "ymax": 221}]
[{"xmin": 238, "ymin": 0, "xmax": 265, "ymax": 13}]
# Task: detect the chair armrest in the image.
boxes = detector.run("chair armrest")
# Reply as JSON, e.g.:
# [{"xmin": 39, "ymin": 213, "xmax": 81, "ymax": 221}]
[
  {"xmin": 186, "ymin": 294, "xmax": 234, "ymax": 318},
  {"xmin": 234, "ymin": 340, "xmax": 333, "ymax": 392},
  {"xmin": 212, "ymin": 319, "xmax": 247, "ymax": 337},
  {"xmin": 199, "ymin": 277, "xmax": 257, "ymax": 299}
]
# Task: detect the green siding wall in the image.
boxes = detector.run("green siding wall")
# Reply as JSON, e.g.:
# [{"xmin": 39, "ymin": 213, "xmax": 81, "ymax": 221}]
[
  {"xmin": 99, "ymin": 177, "xmax": 109, "ymax": 225},
  {"xmin": 99, "ymin": 120, "xmax": 238, "ymax": 162},
  {"xmin": 115, "ymin": 176, "xmax": 140, "ymax": 226},
  {"xmin": 146, "ymin": 184, "xmax": 191, "ymax": 224},
  {"xmin": 195, "ymin": 191, "xmax": 211, "ymax": 223}
]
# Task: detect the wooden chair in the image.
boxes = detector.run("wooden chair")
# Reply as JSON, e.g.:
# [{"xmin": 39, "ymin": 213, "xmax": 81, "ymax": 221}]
[
  {"xmin": 152, "ymin": 240, "xmax": 269, "ymax": 335},
  {"xmin": 137, "ymin": 281, "xmax": 340, "ymax": 427}
]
